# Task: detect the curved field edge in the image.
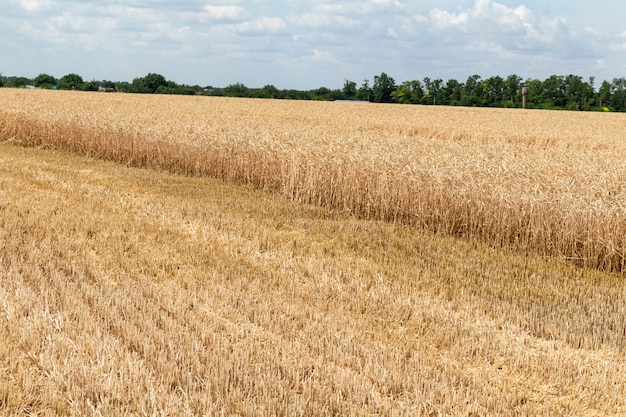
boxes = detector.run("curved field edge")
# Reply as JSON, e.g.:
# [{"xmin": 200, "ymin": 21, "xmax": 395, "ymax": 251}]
[
  {"xmin": 1, "ymin": 143, "xmax": 625, "ymax": 416},
  {"xmin": 0, "ymin": 90, "xmax": 625, "ymax": 272}
]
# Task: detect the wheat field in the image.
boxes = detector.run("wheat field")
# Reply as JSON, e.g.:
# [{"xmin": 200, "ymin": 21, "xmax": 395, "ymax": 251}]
[
  {"xmin": 1, "ymin": 89, "xmax": 625, "ymax": 271},
  {"xmin": 1, "ymin": 89, "xmax": 626, "ymax": 416}
]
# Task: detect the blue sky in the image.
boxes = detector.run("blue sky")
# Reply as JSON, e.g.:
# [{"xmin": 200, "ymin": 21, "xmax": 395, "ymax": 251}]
[{"xmin": 2, "ymin": 0, "xmax": 625, "ymax": 89}]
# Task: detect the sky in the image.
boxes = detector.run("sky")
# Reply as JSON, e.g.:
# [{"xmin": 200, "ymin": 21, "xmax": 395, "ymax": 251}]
[{"xmin": 2, "ymin": 0, "xmax": 626, "ymax": 89}]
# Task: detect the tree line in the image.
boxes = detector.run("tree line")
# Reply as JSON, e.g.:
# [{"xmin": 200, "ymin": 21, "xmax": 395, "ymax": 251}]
[{"xmin": 2, "ymin": 71, "xmax": 626, "ymax": 111}]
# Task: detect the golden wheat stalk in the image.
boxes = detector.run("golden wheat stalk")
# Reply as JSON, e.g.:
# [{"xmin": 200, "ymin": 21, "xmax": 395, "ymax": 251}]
[{"xmin": 0, "ymin": 89, "xmax": 624, "ymax": 271}]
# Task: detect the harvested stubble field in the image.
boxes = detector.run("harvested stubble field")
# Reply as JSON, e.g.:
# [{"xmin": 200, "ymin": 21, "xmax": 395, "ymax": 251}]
[{"xmin": 0, "ymin": 90, "xmax": 625, "ymax": 416}]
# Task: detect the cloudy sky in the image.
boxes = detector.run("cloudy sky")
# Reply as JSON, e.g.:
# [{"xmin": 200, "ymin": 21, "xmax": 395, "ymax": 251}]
[{"xmin": 2, "ymin": 0, "xmax": 625, "ymax": 89}]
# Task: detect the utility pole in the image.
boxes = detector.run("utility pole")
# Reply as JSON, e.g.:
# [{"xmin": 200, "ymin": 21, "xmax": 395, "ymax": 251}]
[{"xmin": 522, "ymin": 86, "xmax": 528, "ymax": 109}]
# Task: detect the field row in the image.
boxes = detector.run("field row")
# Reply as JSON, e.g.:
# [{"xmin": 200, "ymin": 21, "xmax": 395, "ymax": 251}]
[
  {"xmin": 1, "ymin": 143, "xmax": 625, "ymax": 415},
  {"xmin": 1, "ymin": 89, "xmax": 625, "ymax": 270}
]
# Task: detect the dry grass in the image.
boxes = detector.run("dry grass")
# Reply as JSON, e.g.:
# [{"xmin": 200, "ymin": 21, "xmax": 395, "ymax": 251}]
[
  {"xmin": 0, "ymin": 89, "xmax": 625, "ymax": 271},
  {"xmin": 1, "ymin": 143, "xmax": 625, "ymax": 416}
]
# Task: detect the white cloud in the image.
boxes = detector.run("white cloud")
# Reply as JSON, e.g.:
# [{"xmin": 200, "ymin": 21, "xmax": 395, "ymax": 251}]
[
  {"xmin": 2, "ymin": 0, "xmax": 626, "ymax": 88},
  {"xmin": 236, "ymin": 17, "xmax": 286, "ymax": 34},
  {"xmin": 414, "ymin": 15, "xmax": 428, "ymax": 24},
  {"xmin": 102, "ymin": 5, "xmax": 163, "ymax": 27},
  {"xmin": 367, "ymin": 0, "xmax": 404, "ymax": 12},
  {"xmin": 10, "ymin": 0, "xmax": 52, "ymax": 12},
  {"xmin": 513, "ymin": 5, "xmax": 532, "ymax": 23},
  {"xmin": 313, "ymin": 3, "xmax": 362, "ymax": 15},
  {"xmin": 202, "ymin": 5, "xmax": 247, "ymax": 21},
  {"xmin": 49, "ymin": 14, "xmax": 88, "ymax": 32},
  {"xmin": 311, "ymin": 49, "xmax": 340, "ymax": 63},
  {"xmin": 429, "ymin": 9, "xmax": 469, "ymax": 29},
  {"xmin": 471, "ymin": 0, "xmax": 491, "ymax": 19},
  {"xmin": 613, "ymin": 31, "xmax": 626, "ymax": 51},
  {"xmin": 292, "ymin": 13, "xmax": 359, "ymax": 30},
  {"xmin": 313, "ymin": 0, "xmax": 402, "ymax": 15},
  {"xmin": 423, "ymin": 0, "xmax": 586, "ymax": 60}
]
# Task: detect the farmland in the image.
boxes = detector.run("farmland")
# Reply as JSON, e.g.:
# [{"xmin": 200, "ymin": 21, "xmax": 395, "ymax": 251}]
[
  {"xmin": 1, "ymin": 89, "xmax": 625, "ymax": 271},
  {"xmin": 1, "ymin": 89, "xmax": 626, "ymax": 415}
]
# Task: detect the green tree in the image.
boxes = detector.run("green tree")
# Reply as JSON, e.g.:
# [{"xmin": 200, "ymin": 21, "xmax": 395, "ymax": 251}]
[
  {"xmin": 540, "ymin": 75, "xmax": 566, "ymax": 108},
  {"xmin": 443, "ymin": 78, "xmax": 462, "ymax": 106},
  {"xmin": 431, "ymin": 78, "xmax": 443, "ymax": 105},
  {"xmin": 391, "ymin": 84, "xmax": 410, "ymax": 104},
  {"xmin": 563, "ymin": 74, "xmax": 593, "ymax": 110},
  {"xmin": 504, "ymin": 74, "xmax": 522, "ymax": 106},
  {"xmin": 422, "ymin": 77, "xmax": 444, "ymax": 105},
  {"xmin": 355, "ymin": 79, "xmax": 372, "ymax": 101},
  {"xmin": 82, "ymin": 80, "xmax": 100, "ymax": 91},
  {"xmin": 597, "ymin": 80, "xmax": 611, "ymax": 109},
  {"xmin": 155, "ymin": 80, "xmax": 193, "ymax": 95},
  {"xmin": 11, "ymin": 77, "xmax": 29, "ymax": 88},
  {"xmin": 223, "ymin": 82, "xmax": 249, "ymax": 97},
  {"xmin": 461, "ymin": 74, "xmax": 483, "ymax": 106},
  {"xmin": 34, "ymin": 73, "xmax": 57, "ymax": 89},
  {"xmin": 392, "ymin": 80, "xmax": 424, "ymax": 104},
  {"xmin": 312, "ymin": 86, "xmax": 330, "ymax": 100},
  {"xmin": 282, "ymin": 89, "xmax": 311, "ymax": 100},
  {"xmin": 421, "ymin": 77, "xmax": 433, "ymax": 104},
  {"xmin": 609, "ymin": 77, "xmax": 626, "ymax": 111},
  {"xmin": 342, "ymin": 80, "xmax": 357, "ymax": 100},
  {"xmin": 262, "ymin": 84, "xmax": 278, "ymax": 99},
  {"xmin": 58, "ymin": 73, "xmax": 84, "ymax": 90},
  {"xmin": 130, "ymin": 77, "xmax": 151, "ymax": 93},
  {"xmin": 481, "ymin": 75, "xmax": 505, "ymax": 107},
  {"xmin": 311, "ymin": 86, "xmax": 341, "ymax": 101},
  {"xmin": 130, "ymin": 73, "xmax": 168, "ymax": 93},
  {"xmin": 115, "ymin": 81, "xmax": 132, "ymax": 93},
  {"xmin": 143, "ymin": 73, "xmax": 168, "ymax": 93},
  {"xmin": 372, "ymin": 72, "xmax": 396, "ymax": 103}
]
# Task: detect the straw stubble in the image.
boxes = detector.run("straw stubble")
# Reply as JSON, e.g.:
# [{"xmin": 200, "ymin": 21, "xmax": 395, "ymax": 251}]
[{"xmin": 0, "ymin": 143, "xmax": 625, "ymax": 416}]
